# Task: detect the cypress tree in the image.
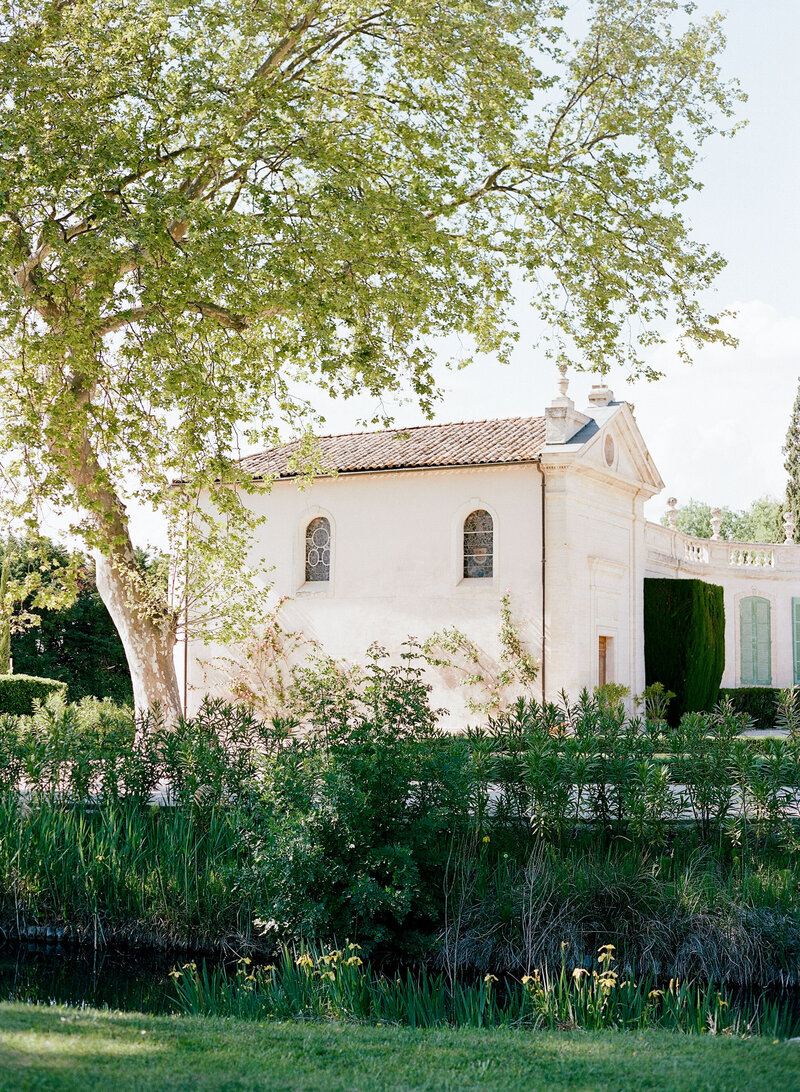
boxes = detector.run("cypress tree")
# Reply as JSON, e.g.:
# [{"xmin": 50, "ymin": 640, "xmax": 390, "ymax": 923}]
[
  {"xmin": 0, "ymin": 552, "xmax": 10, "ymax": 674},
  {"xmin": 783, "ymin": 378, "xmax": 800, "ymax": 542},
  {"xmin": 644, "ymin": 578, "xmax": 725, "ymax": 725}
]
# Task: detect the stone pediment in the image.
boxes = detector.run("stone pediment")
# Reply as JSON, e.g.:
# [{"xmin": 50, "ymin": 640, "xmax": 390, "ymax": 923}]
[{"xmin": 541, "ymin": 400, "xmax": 664, "ymax": 498}]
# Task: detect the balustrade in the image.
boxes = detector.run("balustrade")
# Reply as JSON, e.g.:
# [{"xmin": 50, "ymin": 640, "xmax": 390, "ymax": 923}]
[{"xmin": 728, "ymin": 547, "xmax": 775, "ymax": 568}]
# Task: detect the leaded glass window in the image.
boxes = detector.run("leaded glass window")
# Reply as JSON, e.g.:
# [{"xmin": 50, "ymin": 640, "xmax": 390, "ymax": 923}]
[
  {"xmin": 463, "ymin": 509, "xmax": 493, "ymax": 579},
  {"xmin": 305, "ymin": 517, "xmax": 331, "ymax": 582}
]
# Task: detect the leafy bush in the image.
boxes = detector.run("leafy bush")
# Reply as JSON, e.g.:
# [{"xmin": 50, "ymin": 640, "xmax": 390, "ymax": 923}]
[
  {"xmin": 12, "ymin": 694, "xmax": 158, "ymax": 804},
  {"xmin": 247, "ymin": 648, "xmax": 474, "ymax": 957},
  {"xmin": 1, "ymin": 681, "xmax": 800, "ymax": 978},
  {"xmin": 0, "ymin": 673, "xmax": 67, "ymax": 715},
  {"xmin": 644, "ymin": 578, "xmax": 725, "ymax": 724},
  {"xmin": 719, "ymin": 687, "xmax": 780, "ymax": 730}
]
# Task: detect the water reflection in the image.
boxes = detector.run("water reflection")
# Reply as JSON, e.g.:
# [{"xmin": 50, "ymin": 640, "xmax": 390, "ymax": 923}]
[{"xmin": 0, "ymin": 942, "xmax": 183, "ymax": 1013}]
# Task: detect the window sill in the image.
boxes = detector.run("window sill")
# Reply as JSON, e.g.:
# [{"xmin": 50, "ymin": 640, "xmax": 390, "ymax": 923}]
[
  {"xmin": 296, "ymin": 581, "xmax": 332, "ymax": 596},
  {"xmin": 456, "ymin": 576, "xmax": 497, "ymax": 590}
]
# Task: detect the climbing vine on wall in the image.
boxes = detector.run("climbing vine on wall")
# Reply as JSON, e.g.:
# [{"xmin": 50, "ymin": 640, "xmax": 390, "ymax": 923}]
[{"xmin": 422, "ymin": 594, "xmax": 539, "ymax": 715}]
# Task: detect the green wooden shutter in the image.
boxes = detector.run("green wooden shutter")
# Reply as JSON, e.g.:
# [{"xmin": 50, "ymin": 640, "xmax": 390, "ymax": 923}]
[
  {"xmin": 793, "ymin": 599, "xmax": 800, "ymax": 686},
  {"xmin": 740, "ymin": 597, "xmax": 771, "ymax": 686}
]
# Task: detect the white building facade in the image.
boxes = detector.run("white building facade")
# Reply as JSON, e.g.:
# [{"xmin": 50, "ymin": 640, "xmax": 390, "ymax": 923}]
[{"xmin": 184, "ymin": 377, "xmax": 800, "ymax": 725}]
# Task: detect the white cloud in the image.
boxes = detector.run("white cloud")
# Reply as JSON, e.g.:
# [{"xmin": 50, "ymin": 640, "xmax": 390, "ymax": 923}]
[{"xmin": 619, "ymin": 301, "xmax": 800, "ymax": 519}]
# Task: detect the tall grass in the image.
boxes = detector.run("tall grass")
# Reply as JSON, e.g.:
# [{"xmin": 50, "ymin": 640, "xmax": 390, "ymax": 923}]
[
  {"xmin": 439, "ymin": 838, "xmax": 800, "ymax": 986},
  {"xmin": 170, "ymin": 943, "xmax": 800, "ymax": 1039},
  {"xmin": 0, "ymin": 795, "xmax": 252, "ymax": 947}
]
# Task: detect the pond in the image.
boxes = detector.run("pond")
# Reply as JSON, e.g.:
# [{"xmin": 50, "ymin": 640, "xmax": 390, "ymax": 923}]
[{"xmin": 0, "ymin": 941, "xmax": 192, "ymax": 1014}]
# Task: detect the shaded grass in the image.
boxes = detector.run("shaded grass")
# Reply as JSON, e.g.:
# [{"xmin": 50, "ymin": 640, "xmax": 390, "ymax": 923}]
[{"xmin": 0, "ymin": 1003, "xmax": 798, "ymax": 1092}]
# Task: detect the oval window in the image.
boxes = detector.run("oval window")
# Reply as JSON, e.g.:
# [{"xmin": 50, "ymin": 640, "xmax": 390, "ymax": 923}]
[{"xmin": 604, "ymin": 434, "xmax": 615, "ymax": 467}]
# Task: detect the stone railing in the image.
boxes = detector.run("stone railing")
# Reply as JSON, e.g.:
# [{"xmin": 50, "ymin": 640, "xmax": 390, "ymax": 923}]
[
  {"xmin": 728, "ymin": 546, "xmax": 774, "ymax": 568},
  {"xmin": 645, "ymin": 522, "xmax": 795, "ymax": 579}
]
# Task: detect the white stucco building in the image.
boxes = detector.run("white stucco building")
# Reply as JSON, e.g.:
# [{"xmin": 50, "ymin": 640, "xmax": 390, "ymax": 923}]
[{"xmin": 184, "ymin": 374, "xmax": 800, "ymax": 725}]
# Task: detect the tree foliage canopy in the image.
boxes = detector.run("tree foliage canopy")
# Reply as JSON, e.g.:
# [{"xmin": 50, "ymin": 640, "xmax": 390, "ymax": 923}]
[
  {"xmin": 1, "ymin": 0, "xmax": 741, "ymax": 507},
  {"xmin": 661, "ymin": 496, "xmax": 784, "ymax": 544},
  {"xmin": 0, "ymin": 534, "xmax": 78, "ymax": 672},
  {"xmin": 5, "ymin": 535, "xmax": 134, "ymax": 701}
]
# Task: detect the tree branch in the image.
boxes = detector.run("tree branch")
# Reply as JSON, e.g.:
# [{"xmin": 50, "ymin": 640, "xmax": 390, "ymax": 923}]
[{"xmin": 424, "ymin": 165, "xmax": 511, "ymax": 220}]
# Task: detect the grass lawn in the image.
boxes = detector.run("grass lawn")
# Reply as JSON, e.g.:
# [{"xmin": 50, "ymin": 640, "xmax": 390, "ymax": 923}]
[{"xmin": 0, "ymin": 1004, "xmax": 798, "ymax": 1092}]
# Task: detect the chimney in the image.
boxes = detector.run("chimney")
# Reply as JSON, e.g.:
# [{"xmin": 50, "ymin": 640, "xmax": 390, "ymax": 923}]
[
  {"xmin": 587, "ymin": 382, "xmax": 614, "ymax": 408},
  {"xmin": 545, "ymin": 365, "xmax": 591, "ymax": 444}
]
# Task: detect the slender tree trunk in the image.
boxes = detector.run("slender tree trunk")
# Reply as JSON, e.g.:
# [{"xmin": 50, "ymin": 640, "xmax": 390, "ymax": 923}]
[
  {"xmin": 54, "ymin": 394, "xmax": 182, "ymax": 718},
  {"xmin": 0, "ymin": 552, "xmax": 11, "ymax": 674}
]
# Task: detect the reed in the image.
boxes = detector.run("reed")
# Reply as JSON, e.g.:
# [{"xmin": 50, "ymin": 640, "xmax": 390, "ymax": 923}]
[{"xmin": 0, "ymin": 794, "xmax": 253, "ymax": 947}]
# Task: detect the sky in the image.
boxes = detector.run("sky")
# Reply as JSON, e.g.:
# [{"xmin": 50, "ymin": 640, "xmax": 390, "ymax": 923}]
[
  {"xmin": 118, "ymin": 1, "xmax": 800, "ymax": 544},
  {"xmin": 270, "ymin": 0, "xmax": 800, "ymax": 525}
]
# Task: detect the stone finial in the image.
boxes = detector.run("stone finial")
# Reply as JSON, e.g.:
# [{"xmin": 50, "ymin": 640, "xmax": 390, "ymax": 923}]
[
  {"xmin": 711, "ymin": 507, "xmax": 722, "ymax": 541},
  {"xmin": 784, "ymin": 508, "xmax": 796, "ymax": 545},
  {"xmin": 587, "ymin": 382, "xmax": 614, "ymax": 407},
  {"xmin": 666, "ymin": 497, "xmax": 678, "ymax": 529},
  {"xmin": 557, "ymin": 363, "xmax": 569, "ymax": 397},
  {"xmin": 545, "ymin": 365, "xmax": 591, "ymax": 445}
]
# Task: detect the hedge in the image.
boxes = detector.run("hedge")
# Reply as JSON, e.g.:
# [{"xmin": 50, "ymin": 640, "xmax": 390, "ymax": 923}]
[
  {"xmin": 0, "ymin": 674, "xmax": 68, "ymax": 715},
  {"xmin": 644, "ymin": 578, "xmax": 725, "ymax": 726},
  {"xmin": 718, "ymin": 687, "xmax": 780, "ymax": 730}
]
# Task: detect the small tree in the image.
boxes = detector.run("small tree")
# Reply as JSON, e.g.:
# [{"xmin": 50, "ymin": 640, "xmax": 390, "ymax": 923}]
[
  {"xmin": 784, "ymin": 378, "xmax": 800, "ymax": 542},
  {"xmin": 0, "ymin": 535, "xmax": 78, "ymax": 674},
  {"xmin": 10, "ymin": 535, "xmax": 134, "ymax": 702}
]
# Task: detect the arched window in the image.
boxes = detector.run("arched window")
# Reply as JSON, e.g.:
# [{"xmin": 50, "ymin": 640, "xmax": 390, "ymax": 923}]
[
  {"xmin": 463, "ymin": 509, "xmax": 493, "ymax": 579},
  {"xmin": 305, "ymin": 517, "xmax": 331, "ymax": 582},
  {"xmin": 740, "ymin": 596, "xmax": 771, "ymax": 685}
]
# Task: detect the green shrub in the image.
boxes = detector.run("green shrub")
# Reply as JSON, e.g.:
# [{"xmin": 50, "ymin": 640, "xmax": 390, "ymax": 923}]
[
  {"xmin": 719, "ymin": 687, "xmax": 780, "ymax": 730},
  {"xmin": 643, "ymin": 578, "xmax": 725, "ymax": 725},
  {"xmin": 249, "ymin": 647, "xmax": 474, "ymax": 958},
  {"xmin": 0, "ymin": 673, "xmax": 67, "ymax": 715}
]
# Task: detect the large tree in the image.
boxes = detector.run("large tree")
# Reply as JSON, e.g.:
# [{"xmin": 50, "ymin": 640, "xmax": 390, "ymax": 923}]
[{"xmin": 0, "ymin": 0, "xmax": 740, "ymax": 716}]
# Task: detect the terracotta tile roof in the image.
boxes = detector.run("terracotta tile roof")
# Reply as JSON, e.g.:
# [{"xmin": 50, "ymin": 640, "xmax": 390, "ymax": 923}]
[{"xmin": 239, "ymin": 416, "xmax": 547, "ymax": 479}]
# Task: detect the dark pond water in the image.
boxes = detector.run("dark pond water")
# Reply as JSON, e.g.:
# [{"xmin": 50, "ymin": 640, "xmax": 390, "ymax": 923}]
[{"xmin": 0, "ymin": 942, "xmax": 190, "ymax": 1013}]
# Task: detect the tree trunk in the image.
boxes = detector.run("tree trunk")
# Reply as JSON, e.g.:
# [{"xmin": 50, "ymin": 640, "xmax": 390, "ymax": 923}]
[
  {"xmin": 54, "ymin": 398, "xmax": 183, "ymax": 719},
  {"xmin": 94, "ymin": 549, "xmax": 182, "ymax": 718}
]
